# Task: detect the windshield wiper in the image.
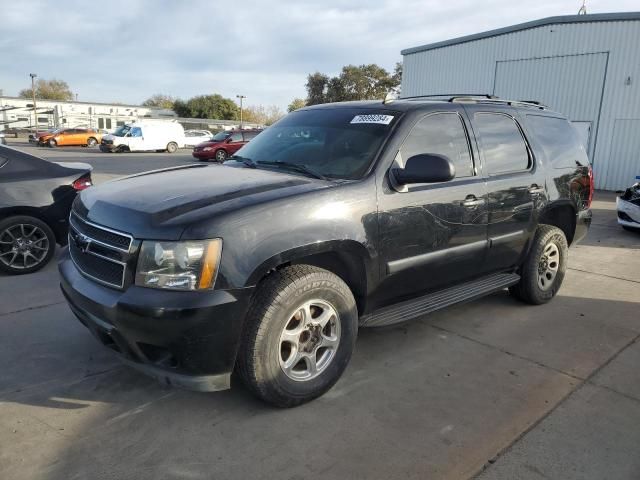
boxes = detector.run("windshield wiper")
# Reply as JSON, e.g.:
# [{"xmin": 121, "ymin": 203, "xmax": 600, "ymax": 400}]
[
  {"xmin": 230, "ymin": 155, "xmax": 256, "ymax": 168},
  {"xmin": 257, "ymin": 161, "xmax": 329, "ymax": 180}
]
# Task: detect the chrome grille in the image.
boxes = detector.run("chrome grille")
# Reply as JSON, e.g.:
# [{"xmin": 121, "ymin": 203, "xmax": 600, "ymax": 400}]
[{"xmin": 68, "ymin": 214, "xmax": 133, "ymax": 289}]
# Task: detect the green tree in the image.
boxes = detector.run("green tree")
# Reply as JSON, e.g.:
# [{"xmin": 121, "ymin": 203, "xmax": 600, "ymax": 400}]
[
  {"xmin": 172, "ymin": 94, "xmax": 238, "ymax": 120},
  {"xmin": 142, "ymin": 94, "xmax": 175, "ymax": 109},
  {"xmin": 304, "ymin": 63, "xmax": 402, "ymax": 104},
  {"xmin": 287, "ymin": 98, "xmax": 306, "ymax": 112},
  {"xmin": 305, "ymin": 72, "xmax": 329, "ymax": 105},
  {"xmin": 19, "ymin": 78, "xmax": 74, "ymax": 101}
]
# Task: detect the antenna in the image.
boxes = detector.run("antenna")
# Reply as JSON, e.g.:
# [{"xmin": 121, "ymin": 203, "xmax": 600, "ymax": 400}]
[{"xmin": 578, "ymin": 0, "xmax": 587, "ymax": 15}]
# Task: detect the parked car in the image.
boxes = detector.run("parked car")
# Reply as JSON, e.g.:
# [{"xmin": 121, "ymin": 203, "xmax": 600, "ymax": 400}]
[
  {"xmin": 192, "ymin": 129, "xmax": 262, "ymax": 162},
  {"xmin": 29, "ymin": 129, "xmax": 57, "ymax": 144},
  {"xmin": 0, "ymin": 145, "xmax": 92, "ymax": 274},
  {"xmin": 183, "ymin": 130, "xmax": 213, "ymax": 148},
  {"xmin": 0, "ymin": 133, "xmax": 5, "ymax": 146},
  {"xmin": 60, "ymin": 96, "xmax": 592, "ymax": 407},
  {"xmin": 617, "ymin": 179, "xmax": 640, "ymax": 231},
  {"xmin": 100, "ymin": 120, "xmax": 184, "ymax": 153},
  {"xmin": 39, "ymin": 128, "xmax": 103, "ymax": 148}
]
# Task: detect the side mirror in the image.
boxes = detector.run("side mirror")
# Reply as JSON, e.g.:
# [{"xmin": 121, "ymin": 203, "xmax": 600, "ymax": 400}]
[{"xmin": 392, "ymin": 154, "xmax": 456, "ymax": 185}]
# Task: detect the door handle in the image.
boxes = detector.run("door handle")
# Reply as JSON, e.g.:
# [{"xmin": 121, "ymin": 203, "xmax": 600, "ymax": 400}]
[
  {"xmin": 528, "ymin": 184, "xmax": 545, "ymax": 195},
  {"xmin": 461, "ymin": 195, "xmax": 485, "ymax": 207}
]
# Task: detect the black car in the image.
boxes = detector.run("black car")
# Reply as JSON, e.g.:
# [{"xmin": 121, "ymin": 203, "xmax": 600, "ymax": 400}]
[
  {"xmin": 0, "ymin": 145, "xmax": 92, "ymax": 274},
  {"xmin": 59, "ymin": 96, "xmax": 592, "ymax": 407}
]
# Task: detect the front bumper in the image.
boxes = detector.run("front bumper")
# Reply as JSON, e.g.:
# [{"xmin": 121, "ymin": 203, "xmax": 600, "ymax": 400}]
[
  {"xmin": 617, "ymin": 197, "xmax": 640, "ymax": 229},
  {"xmin": 59, "ymin": 249, "xmax": 254, "ymax": 391}
]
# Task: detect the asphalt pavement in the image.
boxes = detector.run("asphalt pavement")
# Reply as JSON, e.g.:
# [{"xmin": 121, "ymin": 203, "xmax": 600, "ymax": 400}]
[{"xmin": 0, "ymin": 141, "xmax": 639, "ymax": 480}]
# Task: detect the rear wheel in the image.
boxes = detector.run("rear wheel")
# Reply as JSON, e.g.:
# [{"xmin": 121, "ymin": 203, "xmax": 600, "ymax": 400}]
[
  {"xmin": 86, "ymin": 137, "xmax": 97, "ymax": 147},
  {"xmin": 0, "ymin": 216, "xmax": 56, "ymax": 275},
  {"xmin": 166, "ymin": 142, "xmax": 178, "ymax": 153},
  {"xmin": 215, "ymin": 149, "xmax": 227, "ymax": 162},
  {"xmin": 510, "ymin": 225, "xmax": 568, "ymax": 305},
  {"xmin": 48, "ymin": 139, "xmax": 57, "ymax": 148},
  {"xmin": 237, "ymin": 265, "xmax": 358, "ymax": 407}
]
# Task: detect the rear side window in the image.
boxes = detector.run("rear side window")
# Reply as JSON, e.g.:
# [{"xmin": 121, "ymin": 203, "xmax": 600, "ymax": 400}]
[
  {"xmin": 474, "ymin": 113, "xmax": 531, "ymax": 175},
  {"xmin": 229, "ymin": 132, "xmax": 243, "ymax": 142},
  {"xmin": 243, "ymin": 131, "xmax": 259, "ymax": 141},
  {"xmin": 400, "ymin": 112, "xmax": 474, "ymax": 178},
  {"xmin": 526, "ymin": 115, "xmax": 588, "ymax": 168}
]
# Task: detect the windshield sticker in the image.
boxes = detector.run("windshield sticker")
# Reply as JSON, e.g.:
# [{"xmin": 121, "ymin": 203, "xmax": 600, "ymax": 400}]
[{"xmin": 350, "ymin": 114, "xmax": 394, "ymax": 125}]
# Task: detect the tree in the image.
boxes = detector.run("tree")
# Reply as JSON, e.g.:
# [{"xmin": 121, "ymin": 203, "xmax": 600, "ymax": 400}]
[
  {"xmin": 304, "ymin": 64, "xmax": 402, "ymax": 104},
  {"xmin": 172, "ymin": 94, "xmax": 238, "ymax": 120},
  {"xmin": 287, "ymin": 98, "xmax": 306, "ymax": 112},
  {"xmin": 305, "ymin": 72, "xmax": 329, "ymax": 105},
  {"xmin": 142, "ymin": 94, "xmax": 175, "ymax": 110},
  {"xmin": 243, "ymin": 105, "xmax": 285, "ymax": 125},
  {"xmin": 19, "ymin": 78, "xmax": 73, "ymax": 101}
]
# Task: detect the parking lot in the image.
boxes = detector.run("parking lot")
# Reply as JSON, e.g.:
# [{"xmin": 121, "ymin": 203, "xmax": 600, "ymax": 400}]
[{"xmin": 1, "ymin": 142, "xmax": 639, "ymax": 480}]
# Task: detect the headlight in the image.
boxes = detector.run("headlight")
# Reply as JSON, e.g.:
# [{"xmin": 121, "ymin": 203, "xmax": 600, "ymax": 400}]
[
  {"xmin": 203, "ymin": 146, "xmax": 212, "ymax": 151},
  {"xmin": 135, "ymin": 239, "xmax": 222, "ymax": 291}
]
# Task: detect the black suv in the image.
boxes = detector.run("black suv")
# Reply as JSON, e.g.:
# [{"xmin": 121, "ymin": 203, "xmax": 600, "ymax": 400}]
[{"xmin": 59, "ymin": 96, "xmax": 593, "ymax": 407}]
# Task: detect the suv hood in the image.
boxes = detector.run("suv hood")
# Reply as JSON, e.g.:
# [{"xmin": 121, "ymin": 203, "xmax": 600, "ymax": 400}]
[{"xmin": 77, "ymin": 164, "xmax": 330, "ymax": 240}]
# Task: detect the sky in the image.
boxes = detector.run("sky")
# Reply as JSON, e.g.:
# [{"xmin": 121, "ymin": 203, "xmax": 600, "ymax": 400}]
[{"xmin": 0, "ymin": 0, "xmax": 638, "ymax": 110}]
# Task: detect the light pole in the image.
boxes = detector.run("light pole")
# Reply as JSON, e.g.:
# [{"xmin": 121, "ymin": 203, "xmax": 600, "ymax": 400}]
[
  {"xmin": 29, "ymin": 73, "xmax": 37, "ymax": 135},
  {"xmin": 236, "ymin": 94, "xmax": 246, "ymax": 129}
]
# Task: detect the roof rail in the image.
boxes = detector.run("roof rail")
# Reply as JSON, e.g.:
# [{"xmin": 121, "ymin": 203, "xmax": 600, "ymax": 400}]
[
  {"xmin": 401, "ymin": 93, "xmax": 497, "ymax": 100},
  {"xmin": 448, "ymin": 96, "xmax": 548, "ymax": 110}
]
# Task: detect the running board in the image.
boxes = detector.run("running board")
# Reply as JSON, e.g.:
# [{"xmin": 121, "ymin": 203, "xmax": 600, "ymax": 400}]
[{"xmin": 360, "ymin": 272, "xmax": 520, "ymax": 328}]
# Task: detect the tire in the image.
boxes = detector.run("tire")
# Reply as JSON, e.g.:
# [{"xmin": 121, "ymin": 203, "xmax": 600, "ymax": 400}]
[
  {"xmin": 166, "ymin": 142, "xmax": 178, "ymax": 153},
  {"xmin": 215, "ymin": 149, "xmax": 227, "ymax": 162},
  {"xmin": 86, "ymin": 137, "xmax": 97, "ymax": 147},
  {"xmin": 510, "ymin": 225, "xmax": 568, "ymax": 305},
  {"xmin": 48, "ymin": 139, "xmax": 57, "ymax": 148},
  {"xmin": 116, "ymin": 145, "xmax": 128, "ymax": 153},
  {"xmin": 237, "ymin": 265, "xmax": 358, "ymax": 407},
  {"xmin": 0, "ymin": 215, "xmax": 56, "ymax": 275}
]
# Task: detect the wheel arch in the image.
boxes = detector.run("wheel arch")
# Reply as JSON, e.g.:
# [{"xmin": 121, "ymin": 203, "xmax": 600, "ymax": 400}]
[
  {"xmin": 245, "ymin": 240, "xmax": 373, "ymax": 315},
  {"xmin": 539, "ymin": 201, "xmax": 577, "ymax": 245},
  {"xmin": 0, "ymin": 206, "xmax": 62, "ymax": 244}
]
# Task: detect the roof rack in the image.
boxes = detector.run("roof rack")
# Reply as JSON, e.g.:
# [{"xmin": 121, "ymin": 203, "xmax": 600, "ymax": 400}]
[
  {"xmin": 402, "ymin": 93, "xmax": 497, "ymax": 100},
  {"xmin": 401, "ymin": 94, "xmax": 547, "ymax": 110}
]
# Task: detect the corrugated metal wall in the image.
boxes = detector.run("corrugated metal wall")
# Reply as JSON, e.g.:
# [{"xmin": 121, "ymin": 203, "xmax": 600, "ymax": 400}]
[{"xmin": 402, "ymin": 20, "xmax": 640, "ymax": 190}]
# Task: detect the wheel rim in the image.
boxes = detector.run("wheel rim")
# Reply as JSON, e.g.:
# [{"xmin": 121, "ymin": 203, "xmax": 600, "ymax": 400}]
[
  {"xmin": 88, "ymin": 138, "xmax": 96, "ymax": 146},
  {"xmin": 537, "ymin": 242, "xmax": 560, "ymax": 291},
  {"xmin": 216, "ymin": 150, "xmax": 226, "ymax": 161},
  {"xmin": 278, "ymin": 300, "xmax": 341, "ymax": 381},
  {"xmin": 49, "ymin": 139, "xmax": 56, "ymax": 147},
  {"xmin": 0, "ymin": 223, "xmax": 50, "ymax": 270}
]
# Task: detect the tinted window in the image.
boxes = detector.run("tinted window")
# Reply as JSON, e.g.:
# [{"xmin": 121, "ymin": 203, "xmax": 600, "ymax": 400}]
[
  {"xmin": 130, "ymin": 127, "xmax": 142, "ymax": 137},
  {"xmin": 400, "ymin": 112, "xmax": 473, "ymax": 178},
  {"xmin": 243, "ymin": 131, "xmax": 259, "ymax": 141},
  {"xmin": 229, "ymin": 132, "xmax": 243, "ymax": 142},
  {"xmin": 474, "ymin": 113, "xmax": 530, "ymax": 174},
  {"xmin": 526, "ymin": 115, "xmax": 588, "ymax": 168},
  {"xmin": 0, "ymin": 156, "xmax": 7, "ymax": 168}
]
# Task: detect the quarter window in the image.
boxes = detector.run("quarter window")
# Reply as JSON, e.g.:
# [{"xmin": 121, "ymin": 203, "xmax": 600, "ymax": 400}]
[
  {"xmin": 399, "ymin": 112, "xmax": 474, "ymax": 178},
  {"xmin": 474, "ymin": 113, "xmax": 531, "ymax": 174},
  {"xmin": 526, "ymin": 115, "xmax": 588, "ymax": 169}
]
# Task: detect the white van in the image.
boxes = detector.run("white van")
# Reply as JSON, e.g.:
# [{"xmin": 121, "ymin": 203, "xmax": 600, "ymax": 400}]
[{"xmin": 100, "ymin": 120, "xmax": 185, "ymax": 153}]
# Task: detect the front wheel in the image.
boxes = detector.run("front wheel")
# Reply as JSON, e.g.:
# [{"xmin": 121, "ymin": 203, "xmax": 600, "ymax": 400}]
[
  {"xmin": 166, "ymin": 142, "xmax": 178, "ymax": 153},
  {"xmin": 510, "ymin": 225, "xmax": 568, "ymax": 305},
  {"xmin": 86, "ymin": 137, "xmax": 97, "ymax": 147},
  {"xmin": 215, "ymin": 149, "xmax": 227, "ymax": 162},
  {"xmin": 0, "ymin": 216, "xmax": 56, "ymax": 275},
  {"xmin": 237, "ymin": 265, "xmax": 358, "ymax": 407},
  {"xmin": 48, "ymin": 139, "xmax": 57, "ymax": 148}
]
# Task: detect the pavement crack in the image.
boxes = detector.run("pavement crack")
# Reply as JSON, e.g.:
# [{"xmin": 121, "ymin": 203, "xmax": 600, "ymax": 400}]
[
  {"xmin": 567, "ymin": 267, "xmax": 640, "ymax": 285},
  {"xmin": 0, "ymin": 301, "xmax": 66, "ymax": 318}
]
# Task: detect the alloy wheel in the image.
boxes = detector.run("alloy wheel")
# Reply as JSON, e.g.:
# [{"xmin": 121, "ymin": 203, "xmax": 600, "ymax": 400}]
[
  {"xmin": 278, "ymin": 300, "xmax": 341, "ymax": 381},
  {"xmin": 0, "ymin": 223, "xmax": 50, "ymax": 270}
]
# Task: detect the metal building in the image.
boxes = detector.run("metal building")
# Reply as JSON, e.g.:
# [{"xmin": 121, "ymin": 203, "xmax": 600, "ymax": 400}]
[{"xmin": 401, "ymin": 12, "xmax": 640, "ymax": 190}]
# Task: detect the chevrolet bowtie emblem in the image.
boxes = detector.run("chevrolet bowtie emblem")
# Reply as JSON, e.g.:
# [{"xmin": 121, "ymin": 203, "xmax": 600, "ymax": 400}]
[{"xmin": 73, "ymin": 232, "xmax": 92, "ymax": 253}]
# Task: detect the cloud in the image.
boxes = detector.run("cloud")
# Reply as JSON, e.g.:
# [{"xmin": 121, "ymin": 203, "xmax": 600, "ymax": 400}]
[{"xmin": 0, "ymin": 0, "xmax": 637, "ymax": 109}]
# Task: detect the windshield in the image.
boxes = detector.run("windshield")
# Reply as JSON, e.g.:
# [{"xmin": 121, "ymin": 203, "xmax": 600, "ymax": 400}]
[
  {"xmin": 113, "ymin": 125, "xmax": 131, "ymax": 137},
  {"xmin": 230, "ymin": 108, "xmax": 399, "ymax": 180},
  {"xmin": 212, "ymin": 131, "xmax": 231, "ymax": 142}
]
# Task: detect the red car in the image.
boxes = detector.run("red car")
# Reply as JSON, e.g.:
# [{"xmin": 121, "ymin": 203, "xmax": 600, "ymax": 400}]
[{"xmin": 192, "ymin": 129, "xmax": 262, "ymax": 162}]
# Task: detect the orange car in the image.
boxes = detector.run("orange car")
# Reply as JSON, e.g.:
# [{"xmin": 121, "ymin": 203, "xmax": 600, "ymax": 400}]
[{"xmin": 38, "ymin": 128, "xmax": 103, "ymax": 148}]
